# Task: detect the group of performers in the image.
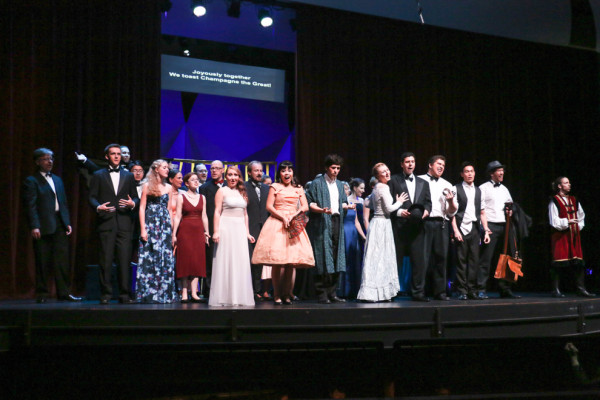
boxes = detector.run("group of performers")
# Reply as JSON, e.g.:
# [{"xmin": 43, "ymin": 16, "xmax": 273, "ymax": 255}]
[{"xmin": 23, "ymin": 145, "xmax": 595, "ymax": 305}]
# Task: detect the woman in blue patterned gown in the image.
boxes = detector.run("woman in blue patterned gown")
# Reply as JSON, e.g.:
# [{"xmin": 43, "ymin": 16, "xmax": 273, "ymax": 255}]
[
  {"xmin": 339, "ymin": 178, "xmax": 367, "ymax": 299},
  {"xmin": 136, "ymin": 159, "xmax": 179, "ymax": 304}
]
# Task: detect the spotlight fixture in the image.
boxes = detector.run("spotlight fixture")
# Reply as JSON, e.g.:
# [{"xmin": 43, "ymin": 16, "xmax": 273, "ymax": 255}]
[
  {"xmin": 191, "ymin": 0, "xmax": 207, "ymax": 17},
  {"xmin": 227, "ymin": 0, "xmax": 241, "ymax": 18},
  {"xmin": 258, "ymin": 8, "xmax": 273, "ymax": 28}
]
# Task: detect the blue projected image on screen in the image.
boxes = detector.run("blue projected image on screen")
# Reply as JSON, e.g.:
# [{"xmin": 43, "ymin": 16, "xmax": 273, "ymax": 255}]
[{"xmin": 161, "ymin": 54, "xmax": 286, "ymax": 103}]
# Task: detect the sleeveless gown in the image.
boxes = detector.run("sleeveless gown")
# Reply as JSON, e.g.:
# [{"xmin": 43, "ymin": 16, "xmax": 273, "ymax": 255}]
[
  {"xmin": 176, "ymin": 194, "xmax": 206, "ymax": 278},
  {"xmin": 209, "ymin": 187, "xmax": 255, "ymax": 306},
  {"xmin": 136, "ymin": 193, "xmax": 179, "ymax": 303},
  {"xmin": 339, "ymin": 204, "xmax": 365, "ymax": 299}
]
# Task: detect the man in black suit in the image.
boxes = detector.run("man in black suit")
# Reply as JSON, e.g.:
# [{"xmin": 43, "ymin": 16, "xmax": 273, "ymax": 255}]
[
  {"xmin": 388, "ymin": 152, "xmax": 432, "ymax": 302},
  {"xmin": 89, "ymin": 144, "xmax": 139, "ymax": 304},
  {"xmin": 199, "ymin": 160, "xmax": 225, "ymax": 297},
  {"xmin": 24, "ymin": 148, "xmax": 81, "ymax": 303},
  {"xmin": 244, "ymin": 161, "xmax": 270, "ymax": 300}
]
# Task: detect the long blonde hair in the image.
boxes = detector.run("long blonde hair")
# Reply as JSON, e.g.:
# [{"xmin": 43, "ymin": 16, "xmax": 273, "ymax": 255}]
[{"xmin": 146, "ymin": 159, "xmax": 168, "ymax": 197}]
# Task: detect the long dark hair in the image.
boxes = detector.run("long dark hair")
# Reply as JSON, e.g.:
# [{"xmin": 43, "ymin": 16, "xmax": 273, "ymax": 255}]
[{"xmin": 276, "ymin": 161, "xmax": 301, "ymax": 187}]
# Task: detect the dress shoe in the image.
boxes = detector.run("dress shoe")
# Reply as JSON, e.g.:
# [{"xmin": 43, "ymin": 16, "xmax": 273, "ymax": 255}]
[
  {"xmin": 435, "ymin": 294, "xmax": 450, "ymax": 301},
  {"xmin": 329, "ymin": 296, "xmax": 346, "ymax": 303},
  {"xmin": 577, "ymin": 289, "xmax": 596, "ymax": 298},
  {"xmin": 318, "ymin": 298, "xmax": 331, "ymax": 304},
  {"xmin": 412, "ymin": 295, "xmax": 430, "ymax": 302},
  {"xmin": 457, "ymin": 294, "xmax": 468, "ymax": 300},
  {"xmin": 59, "ymin": 294, "xmax": 83, "ymax": 302},
  {"xmin": 36, "ymin": 296, "xmax": 47, "ymax": 304},
  {"xmin": 467, "ymin": 292, "xmax": 480, "ymax": 300},
  {"xmin": 119, "ymin": 298, "xmax": 137, "ymax": 304},
  {"xmin": 500, "ymin": 291, "xmax": 521, "ymax": 299},
  {"xmin": 273, "ymin": 299, "xmax": 283, "ymax": 306},
  {"xmin": 99, "ymin": 298, "xmax": 110, "ymax": 305},
  {"xmin": 283, "ymin": 297, "xmax": 293, "ymax": 305},
  {"xmin": 551, "ymin": 289, "xmax": 566, "ymax": 298},
  {"xmin": 181, "ymin": 298, "xmax": 191, "ymax": 304},
  {"xmin": 477, "ymin": 291, "xmax": 489, "ymax": 300}
]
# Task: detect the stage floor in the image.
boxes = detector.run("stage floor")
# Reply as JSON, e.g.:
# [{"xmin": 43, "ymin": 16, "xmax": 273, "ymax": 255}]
[{"xmin": 2, "ymin": 293, "xmax": 600, "ymax": 351}]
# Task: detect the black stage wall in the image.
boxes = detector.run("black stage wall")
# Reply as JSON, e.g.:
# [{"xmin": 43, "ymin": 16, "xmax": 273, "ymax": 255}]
[
  {"xmin": 296, "ymin": 6, "xmax": 600, "ymax": 292},
  {"xmin": 4, "ymin": 2, "xmax": 600, "ymax": 298}
]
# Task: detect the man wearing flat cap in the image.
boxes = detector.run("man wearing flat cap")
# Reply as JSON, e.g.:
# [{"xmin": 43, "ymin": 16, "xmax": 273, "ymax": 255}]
[{"xmin": 477, "ymin": 160, "xmax": 520, "ymax": 299}]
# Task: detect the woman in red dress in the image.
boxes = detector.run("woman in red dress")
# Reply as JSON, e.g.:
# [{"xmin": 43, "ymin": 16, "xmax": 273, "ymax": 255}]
[{"xmin": 173, "ymin": 172, "xmax": 210, "ymax": 303}]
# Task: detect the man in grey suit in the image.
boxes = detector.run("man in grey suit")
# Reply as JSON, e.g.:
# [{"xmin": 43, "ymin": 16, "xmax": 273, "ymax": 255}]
[
  {"xmin": 23, "ymin": 148, "xmax": 81, "ymax": 303},
  {"xmin": 89, "ymin": 144, "xmax": 139, "ymax": 304},
  {"xmin": 244, "ymin": 161, "xmax": 270, "ymax": 300}
]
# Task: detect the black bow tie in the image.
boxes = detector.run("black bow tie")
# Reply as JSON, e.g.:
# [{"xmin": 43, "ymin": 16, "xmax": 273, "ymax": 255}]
[
  {"xmin": 45, "ymin": 172, "xmax": 52, "ymax": 178},
  {"xmin": 427, "ymin": 174, "xmax": 438, "ymax": 182},
  {"xmin": 135, "ymin": 181, "xmax": 141, "ymax": 187},
  {"xmin": 109, "ymin": 167, "xmax": 120, "ymax": 173},
  {"xmin": 404, "ymin": 174, "xmax": 413, "ymax": 182},
  {"xmin": 493, "ymin": 181, "xmax": 501, "ymax": 187}
]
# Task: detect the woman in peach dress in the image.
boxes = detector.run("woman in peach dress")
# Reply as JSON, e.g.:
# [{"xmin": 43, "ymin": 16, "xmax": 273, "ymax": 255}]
[{"xmin": 252, "ymin": 161, "xmax": 315, "ymax": 305}]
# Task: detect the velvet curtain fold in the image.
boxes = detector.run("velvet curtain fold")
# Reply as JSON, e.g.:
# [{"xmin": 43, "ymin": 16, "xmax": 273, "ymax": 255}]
[
  {"xmin": 2, "ymin": 1, "xmax": 161, "ymax": 299},
  {"xmin": 296, "ymin": 6, "xmax": 600, "ymax": 291}
]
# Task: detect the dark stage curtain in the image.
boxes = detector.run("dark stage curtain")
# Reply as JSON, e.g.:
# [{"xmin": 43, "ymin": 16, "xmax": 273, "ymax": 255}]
[
  {"xmin": 296, "ymin": 7, "xmax": 600, "ymax": 291},
  {"xmin": 2, "ymin": 1, "xmax": 161, "ymax": 299}
]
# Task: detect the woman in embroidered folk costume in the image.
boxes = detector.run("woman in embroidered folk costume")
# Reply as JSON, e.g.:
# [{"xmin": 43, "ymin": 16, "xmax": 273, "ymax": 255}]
[
  {"xmin": 252, "ymin": 161, "xmax": 315, "ymax": 305},
  {"xmin": 548, "ymin": 176, "xmax": 595, "ymax": 298}
]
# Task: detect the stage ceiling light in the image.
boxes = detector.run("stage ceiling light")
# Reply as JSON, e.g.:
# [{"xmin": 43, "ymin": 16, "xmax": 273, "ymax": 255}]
[
  {"xmin": 191, "ymin": 0, "xmax": 207, "ymax": 17},
  {"xmin": 227, "ymin": 0, "xmax": 241, "ymax": 18},
  {"xmin": 258, "ymin": 8, "xmax": 273, "ymax": 27}
]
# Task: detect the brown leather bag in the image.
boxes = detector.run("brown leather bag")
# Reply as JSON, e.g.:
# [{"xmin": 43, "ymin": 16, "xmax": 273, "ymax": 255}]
[{"xmin": 494, "ymin": 202, "xmax": 524, "ymax": 282}]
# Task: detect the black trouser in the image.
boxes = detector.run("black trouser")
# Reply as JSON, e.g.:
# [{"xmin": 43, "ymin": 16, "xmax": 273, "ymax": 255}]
[
  {"xmin": 33, "ymin": 213, "xmax": 70, "ymax": 298},
  {"xmin": 248, "ymin": 241, "xmax": 262, "ymax": 294},
  {"xmin": 315, "ymin": 214, "xmax": 341, "ymax": 301},
  {"xmin": 394, "ymin": 220, "xmax": 427, "ymax": 298},
  {"xmin": 455, "ymin": 223, "xmax": 480, "ymax": 295},
  {"xmin": 477, "ymin": 222, "xmax": 512, "ymax": 293},
  {"xmin": 98, "ymin": 228, "xmax": 132, "ymax": 300},
  {"xmin": 423, "ymin": 218, "xmax": 449, "ymax": 297}
]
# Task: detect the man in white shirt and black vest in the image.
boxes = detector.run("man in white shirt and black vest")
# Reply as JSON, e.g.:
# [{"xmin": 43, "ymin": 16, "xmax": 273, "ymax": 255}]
[
  {"xmin": 451, "ymin": 161, "xmax": 491, "ymax": 300},
  {"xmin": 477, "ymin": 160, "xmax": 520, "ymax": 299}
]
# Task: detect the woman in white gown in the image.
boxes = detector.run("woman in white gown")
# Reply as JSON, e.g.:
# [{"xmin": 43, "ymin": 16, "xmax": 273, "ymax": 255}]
[
  {"xmin": 357, "ymin": 163, "xmax": 407, "ymax": 302},
  {"xmin": 209, "ymin": 166, "xmax": 256, "ymax": 307}
]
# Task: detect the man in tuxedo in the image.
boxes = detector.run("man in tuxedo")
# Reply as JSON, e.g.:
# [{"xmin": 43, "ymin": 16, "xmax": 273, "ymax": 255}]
[
  {"xmin": 244, "ymin": 161, "xmax": 270, "ymax": 300},
  {"xmin": 199, "ymin": 160, "xmax": 225, "ymax": 297},
  {"xmin": 129, "ymin": 161, "xmax": 145, "ymax": 261},
  {"xmin": 388, "ymin": 152, "xmax": 432, "ymax": 302},
  {"xmin": 89, "ymin": 144, "xmax": 139, "ymax": 304},
  {"xmin": 418, "ymin": 155, "xmax": 458, "ymax": 300},
  {"xmin": 24, "ymin": 148, "xmax": 81, "ymax": 303},
  {"xmin": 195, "ymin": 163, "xmax": 208, "ymax": 185}
]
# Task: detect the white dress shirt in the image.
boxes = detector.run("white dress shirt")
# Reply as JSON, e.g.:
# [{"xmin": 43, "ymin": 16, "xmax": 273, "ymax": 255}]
[
  {"xmin": 109, "ymin": 168, "xmax": 120, "ymax": 195},
  {"xmin": 453, "ymin": 181, "xmax": 483, "ymax": 235},
  {"xmin": 479, "ymin": 180, "xmax": 512, "ymax": 223},
  {"xmin": 324, "ymin": 173, "xmax": 340, "ymax": 215},
  {"xmin": 549, "ymin": 197, "xmax": 585, "ymax": 231},
  {"xmin": 419, "ymin": 174, "xmax": 457, "ymax": 219},
  {"xmin": 41, "ymin": 171, "xmax": 59, "ymax": 211}
]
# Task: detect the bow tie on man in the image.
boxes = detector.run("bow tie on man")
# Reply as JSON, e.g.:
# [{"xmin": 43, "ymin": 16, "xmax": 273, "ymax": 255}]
[
  {"xmin": 428, "ymin": 174, "xmax": 438, "ymax": 182},
  {"xmin": 45, "ymin": 172, "xmax": 52, "ymax": 178},
  {"xmin": 405, "ymin": 174, "xmax": 413, "ymax": 182},
  {"xmin": 109, "ymin": 167, "xmax": 120, "ymax": 173}
]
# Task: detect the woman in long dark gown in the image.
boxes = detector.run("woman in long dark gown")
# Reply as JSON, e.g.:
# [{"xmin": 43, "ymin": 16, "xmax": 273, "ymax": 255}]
[{"xmin": 173, "ymin": 172, "xmax": 210, "ymax": 303}]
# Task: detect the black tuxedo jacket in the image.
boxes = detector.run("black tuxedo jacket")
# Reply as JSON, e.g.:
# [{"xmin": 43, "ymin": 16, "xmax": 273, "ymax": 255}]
[
  {"xmin": 388, "ymin": 173, "xmax": 432, "ymax": 227},
  {"xmin": 244, "ymin": 180, "xmax": 270, "ymax": 238},
  {"xmin": 23, "ymin": 172, "xmax": 71, "ymax": 235},
  {"xmin": 89, "ymin": 168, "xmax": 139, "ymax": 232},
  {"xmin": 199, "ymin": 179, "xmax": 221, "ymax": 235}
]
